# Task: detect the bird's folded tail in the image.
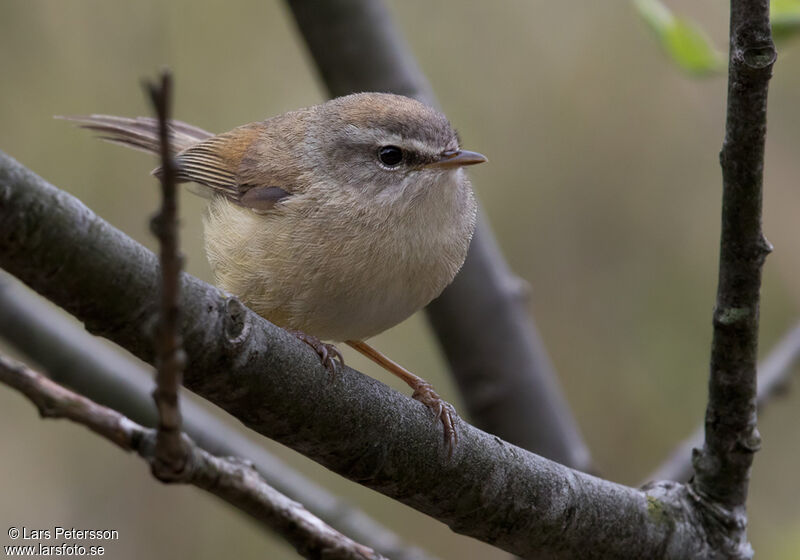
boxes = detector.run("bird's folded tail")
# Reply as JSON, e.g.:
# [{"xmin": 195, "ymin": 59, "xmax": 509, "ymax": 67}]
[
  {"xmin": 59, "ymin": 114, "xmax": 253, "ymax": 201},
  {"xmin": 56, "ymin": 114, "xmax": 214, "ymax": 155}
]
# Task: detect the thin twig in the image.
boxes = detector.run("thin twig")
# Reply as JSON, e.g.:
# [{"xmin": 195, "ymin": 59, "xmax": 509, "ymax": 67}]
[
  {"xmin": 145, "ymin": 70, "xmax": 188, "ymax": 476},
  {"xmin": 285, "ymin": 0, "xmax": 592, "ymax": 473},
  {"xmin": 0, "ymin": 353, "xmax": 384, "ymax": 560},
  {"xmin": 645, "ymin": 320, "xmax": 800, "ymax": 483},
  {"xmin": 690, "ymin": 1, "xmax": 776, "ymax": 557}
]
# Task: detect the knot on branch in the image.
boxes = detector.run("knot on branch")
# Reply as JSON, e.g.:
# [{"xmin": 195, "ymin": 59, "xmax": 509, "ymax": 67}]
[
  {"xmin": 691, "ymin": 445, "xmax": 719, "ymax": 477},
  {"xmin": 736, "ymin": 427, "xmax": 761, "ymax": 453},
  {"xmin": 740, "ymin": 45, "xmax": 776, "ymax": 70},
  {"xmin": 224, "ymin": 296, "xmax": 249, "ymax": 345},
  {"xmin": 138, "ymin": 429, "xmax": 193, "ymax": 483},
  {"xmin": 151, "ymin": 445, "xmax": 190, "ymax": 482},
  {"xmin": 503, "ymin": 274, "xmax": 532, "ymax": 303},
  {"xmin": 712, "ymin": 306, "xmax": 752, "ymax": 328},
  {"xmin": 758, "ymin": 235, "xmax": 773, "ymax": 257}
]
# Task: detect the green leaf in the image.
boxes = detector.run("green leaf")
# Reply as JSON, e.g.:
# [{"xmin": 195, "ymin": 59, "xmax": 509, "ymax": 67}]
[
  {"xmin": 662, "ymin": 19, "xmax": 725, "ymax": 75},
  {"xmin": 634, "ymin": 0, "xmax": 725, "ymax": 76},
  {"xmin": 772, "ymin": 0, "xmax": 800, "ymax": 42}
]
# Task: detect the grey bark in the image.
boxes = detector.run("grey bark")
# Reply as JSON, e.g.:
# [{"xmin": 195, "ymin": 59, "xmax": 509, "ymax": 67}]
[
  {"xmin": 0, "ymin": 150, "xmax": 738, "ymax": 559},
  {"xmin": 285, "ymin": 0, "xmax": 592, "ymax": 473},
  {"xmin": 689, "ymin": 1, "xmax": 776, "ymax": 557}
]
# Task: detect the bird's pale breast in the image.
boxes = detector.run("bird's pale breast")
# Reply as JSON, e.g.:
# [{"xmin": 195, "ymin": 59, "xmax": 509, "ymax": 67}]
[{"xmin": 203, "ymin": 172, "xmax": 476, "ymax": 341}]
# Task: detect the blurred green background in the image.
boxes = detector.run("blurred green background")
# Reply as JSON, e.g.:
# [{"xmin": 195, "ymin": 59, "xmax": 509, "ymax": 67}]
[{"xmin": 1, "ymin": 1, "xmax": 799, "ymax": 558}]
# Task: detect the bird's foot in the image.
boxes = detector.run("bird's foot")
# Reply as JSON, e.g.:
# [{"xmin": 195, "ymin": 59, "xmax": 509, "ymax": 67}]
[
  {"xmin": 345, "ymin": 340, "xmax": 459, "ymax": 457},
  {"xmin": 411, "ymin": 381, "xmax": 458, "ymax": 456},
  {"xmin": 289, "ymin": 330, "xmax": 344, "ymax": 377}
]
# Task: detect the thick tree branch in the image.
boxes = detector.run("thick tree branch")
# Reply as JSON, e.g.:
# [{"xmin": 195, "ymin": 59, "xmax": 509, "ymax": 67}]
[
  {"xmin": 647, "ymin": 320, "xmax": 800, "ymax": 484},
  {"xmin": 690, "ymin": 1, "xmax": 776, "ymax": 557},
  {"xmin": 285, "ymin": 0, "xmax": 592, "ymax": 473},
  {"xmin": 0, "ymin": 354, "xmax": 384, "ymax": 560},
  {"xmin": 0, "ymin": 274, "xmax": 435, "ymax": 560}
]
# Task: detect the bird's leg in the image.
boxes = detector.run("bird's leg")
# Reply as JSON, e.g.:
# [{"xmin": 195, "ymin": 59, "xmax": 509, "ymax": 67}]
[
  {"xmin": 345, "ymin": 340, "xmax": 457, "ymax": 453},
  {"xmin": 288, "ymin": 330, "xmax": 344, "ymax": 376}
]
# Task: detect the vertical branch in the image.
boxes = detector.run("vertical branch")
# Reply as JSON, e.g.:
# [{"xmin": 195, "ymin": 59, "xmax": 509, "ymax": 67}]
[
  {"xmin": 285, "ymin": 0, "xmax": 592, "ymax": 472},
  {"xmin": 146, "ymin": 70, "xmax": 188, "ymax": 475},
  {"xmin": 692, "ymin": 0, "xmax": 775, "ymax": 544}
]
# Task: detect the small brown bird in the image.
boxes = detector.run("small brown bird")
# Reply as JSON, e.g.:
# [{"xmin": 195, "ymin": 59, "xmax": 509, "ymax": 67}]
[{"xmin": 63, "ymin": 92, "xmax": 486, "ymax": 450}]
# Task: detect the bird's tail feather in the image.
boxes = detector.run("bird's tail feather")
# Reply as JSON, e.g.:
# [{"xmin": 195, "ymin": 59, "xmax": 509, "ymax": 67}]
[{"xmin": 56, "ymin": 114, "xmax": 214, "ymax": 155}]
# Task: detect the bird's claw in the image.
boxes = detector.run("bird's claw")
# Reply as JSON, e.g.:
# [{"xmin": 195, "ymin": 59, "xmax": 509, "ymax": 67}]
[
  {"xmin": 412, "ymin": 381, "xmax": 458, "ymax": 456},
  {"xmin": 289, "ymin": 330, "xmax": 344, "ymax": 378}
]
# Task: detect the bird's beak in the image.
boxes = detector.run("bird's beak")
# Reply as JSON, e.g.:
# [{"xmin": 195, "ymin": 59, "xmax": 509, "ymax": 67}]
[{"xmin": 426, "ymin": 149, "xmax": 488, "ymax": 169}]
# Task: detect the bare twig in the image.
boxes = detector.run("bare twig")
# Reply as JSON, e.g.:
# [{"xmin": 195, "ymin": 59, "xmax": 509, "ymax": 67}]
[
  {"xmin": 145, "ymin": 70, "xmax": 188, "ymax": 476},
  {"xmin": 646, "ymin": 320, "xmax": 800, "ymax": 484},
  {"xmin": 0, "ymin": 353, "xmax": 384, "ymax": 560},
  {"xmin": 285, "ymin": 0, "xmax": 592, "ymax": 473},
  {"xmin": 690, "ymin": 1, "xmax": 776, "ymax": 557},
  {"xmin": 0, "ymin": 274, "xmax": 435, "ymax": 560}
]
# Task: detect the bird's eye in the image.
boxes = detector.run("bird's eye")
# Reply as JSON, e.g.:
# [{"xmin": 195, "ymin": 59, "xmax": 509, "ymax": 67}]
[{"xmin": 378, "ymin": 145, "xmax": 404, "ymax": 167}]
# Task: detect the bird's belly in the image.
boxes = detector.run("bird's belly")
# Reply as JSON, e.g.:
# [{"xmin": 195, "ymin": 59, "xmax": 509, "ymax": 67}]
[{"xmin": 293, "ymin": 257, "xmax": 442, "ymax": 341}]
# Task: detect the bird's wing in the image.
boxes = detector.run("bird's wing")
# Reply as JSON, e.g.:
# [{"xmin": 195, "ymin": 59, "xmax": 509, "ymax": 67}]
[{"xmin": 161, "ymin": 123, "xmax": 293, "ymax": 213}]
